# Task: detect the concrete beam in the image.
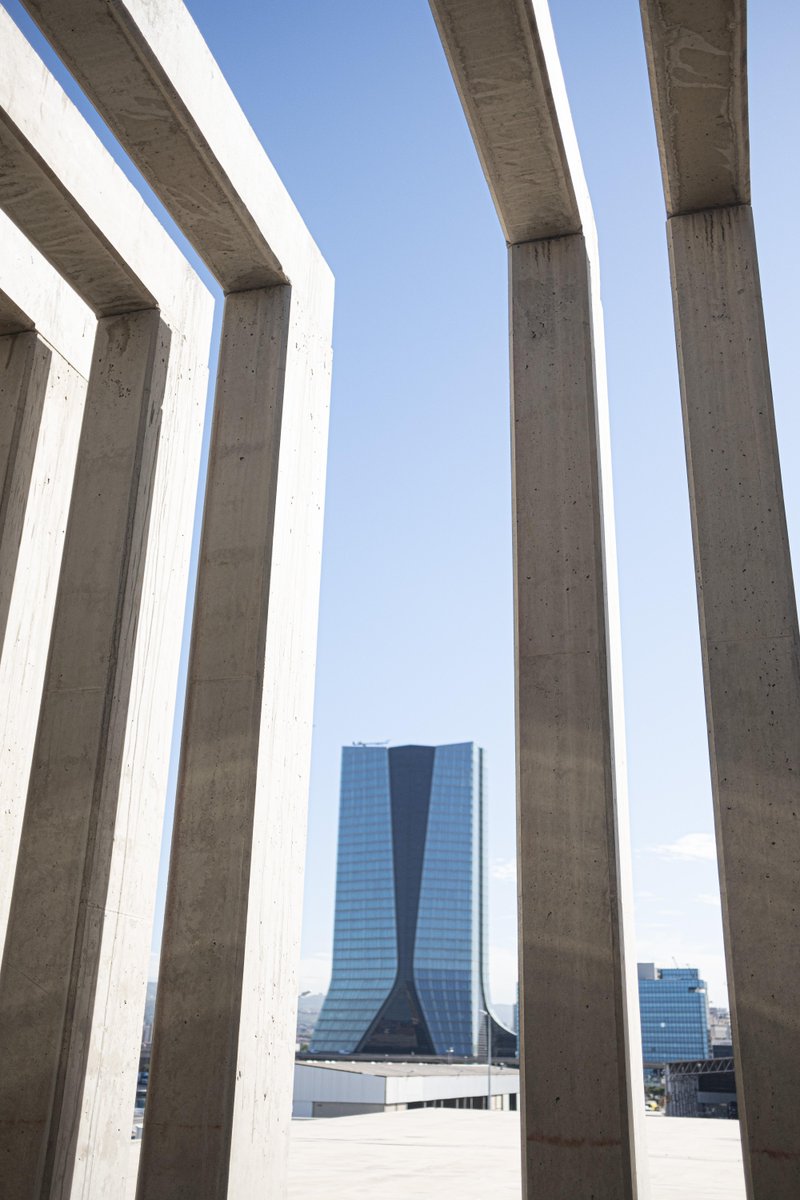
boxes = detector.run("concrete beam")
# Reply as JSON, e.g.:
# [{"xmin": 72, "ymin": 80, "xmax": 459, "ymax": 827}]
[
  {"xmin": 668, "ymin": 205, "xmax": 800, "ymax": 1199},
  {"xmin": 0, "ymin": 7, "xmax": 212, "ymax": 321},
  {"xmin": 138, "ymin": 275, "xmax": 332, "ymax": 1198},
  {"xmin": 428, "ymin": 0, "xmax": 592, "ymax": 243},
  {"xmin": 430, "ymin": 3, "xmax": 647, "ymax": 1197},
  {"xmin": 22, "ymin": 0, "xmax": 330, "ymax": 291},
  {"xmin": 0, "ymin": 208, "xmax": 94, "ymax": 378},
  {"xmin": 0, "ymin": 292, "xmax": 34, "ymax": 336},
  {"xmin": 640, "ymin": 0, "xmax": 749, "ymax": 215}
]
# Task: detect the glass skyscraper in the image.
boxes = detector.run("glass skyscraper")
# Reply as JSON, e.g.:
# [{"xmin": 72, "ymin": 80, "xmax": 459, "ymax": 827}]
[
  {"xmin": 311, "ymin": 743, "xmax": 515, "ymax": 1057},
  {"xmin": 638, "ymin": 963, "xmax": 711, "ymax": 1064}
]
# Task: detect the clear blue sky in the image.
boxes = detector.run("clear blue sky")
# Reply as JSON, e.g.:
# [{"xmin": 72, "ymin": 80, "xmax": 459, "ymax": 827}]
[{"xmin": 9, "ymin": 1, "xmax": 800, "ymax": 1007}]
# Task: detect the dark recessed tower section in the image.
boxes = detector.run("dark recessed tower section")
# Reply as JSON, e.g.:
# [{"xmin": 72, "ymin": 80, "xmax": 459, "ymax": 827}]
[
  {"xmin": 312, "ymin": 742, "xmax": 516, "ymax": 1058},
  {"xmin": 359, "ymin": 746, "xmax": 435, "ymax": 1054}
]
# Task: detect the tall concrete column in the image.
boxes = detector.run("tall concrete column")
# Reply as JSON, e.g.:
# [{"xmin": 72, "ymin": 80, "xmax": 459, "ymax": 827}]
[
  {"xmin": 640, "ymin": 2, "xmax": 800, "ymax": 1193},
  {"xmin": 427, "ymin": 2, "xmax": 646, "ymax": 1196},
  {"xmin": 667, "ymin": 204, "xmax": 800, "ymax": 1196},
  {"xmin": 0, "ymin": 333, "xmax": 88, "ymax": 960},
  {"xmin": 0, "ymin": 332, "xmax": 52, "ymax": 649},
  {"xmin": 138, "ymin": 281, "xmax": 332, "ymax": 1200},
  {"xmin": 511, "ymin": 234, "xmax": 643, "ymax": 1200},
  {"xmin": 0, "ymin": 309, "xmax": 175, "ymax": 1200}
]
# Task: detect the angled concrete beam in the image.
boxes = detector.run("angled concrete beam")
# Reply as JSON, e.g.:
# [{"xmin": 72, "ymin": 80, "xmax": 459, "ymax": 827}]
[
  {"xmin": 22, "ymin": 0, "xmax": 328, "ymax": 291},
  {"xmin": 0, "ymin": 7, "xmax": 207, "ymax": 321},
  {"xmin": 431, "ymin": 3, "xmax": 646, "ymax": 1198},
  {"xmin": 642, "ymin": 4, "xmax": 800, "ymax": 1195},
  {"xmin": 429, "ymin": 0, "xmax": 589, "ymax": 244},
  {"xmin": 0, "ymin": 293, "xmax": 33, "ymax": 336},
  {"xmin": 0, "ymin": 208, "xmax": 95, "ymax": 378},
  {"xmin": 640, "ymin": 0, "xmax": 748, "ymax": 215}
]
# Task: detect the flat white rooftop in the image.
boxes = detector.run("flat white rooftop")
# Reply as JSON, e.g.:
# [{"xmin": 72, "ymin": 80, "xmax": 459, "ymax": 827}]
[
  {"xmin": 298, "ymin": 1060, "xmax": 515, "ymax": 1078},
  {"xmin": 287, "ymin": 1111, "xmax": 746, "ymax": 1200}
]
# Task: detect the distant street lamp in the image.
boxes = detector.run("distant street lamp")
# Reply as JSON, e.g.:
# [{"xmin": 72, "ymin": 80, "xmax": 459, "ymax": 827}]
[{"xmin": 479, "ymin": 1009, "xmax": 492, "ymax": 1111}]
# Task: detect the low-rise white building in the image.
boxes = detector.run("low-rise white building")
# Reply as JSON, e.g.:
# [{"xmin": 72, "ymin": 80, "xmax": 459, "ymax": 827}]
[{"xmin": 293, "ymin": 1061, "xmax": 519, "ymax": 1119}]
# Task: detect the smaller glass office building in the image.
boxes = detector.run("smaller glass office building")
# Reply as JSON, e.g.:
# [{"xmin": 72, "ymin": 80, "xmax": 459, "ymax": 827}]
[{"xmin": 638, "ymin": 963, "xmax": 710, "ymax": 1064}]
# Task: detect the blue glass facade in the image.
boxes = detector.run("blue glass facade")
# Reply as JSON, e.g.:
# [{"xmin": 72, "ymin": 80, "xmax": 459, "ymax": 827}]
[
  {"xmin": 638, "ymin": 964, "xmax": 711, "ymax": 1064},
  {"xmin": 310, "ymin": 748, "xmax": 397, "ymax": 1053},
  {"xmin": 311, "ymin": 743, "xmax": 514, "ymax": 1057},
  {"xmin": 414, "ymin": 744, "xmax": 481, "ymax": 1054}
]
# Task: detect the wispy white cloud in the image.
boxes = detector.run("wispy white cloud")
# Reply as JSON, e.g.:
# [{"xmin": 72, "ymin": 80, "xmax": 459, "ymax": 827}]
[
  {"xmin": 650, "ymin": 832, "xmax": 717, "ymax": 862},
  {"xmin": 697, "ymin": 892, "xmax": 721, "ymax": 907},
  {"xmin": 491, "ymin": 858, "xmax": 517, "ymax": 883}
]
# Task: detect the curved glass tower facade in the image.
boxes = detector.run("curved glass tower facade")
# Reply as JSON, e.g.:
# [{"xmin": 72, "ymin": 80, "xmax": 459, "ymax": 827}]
[{"xmin": 311, "ymin": 742, "xmax": 515, "ymax": 1057}]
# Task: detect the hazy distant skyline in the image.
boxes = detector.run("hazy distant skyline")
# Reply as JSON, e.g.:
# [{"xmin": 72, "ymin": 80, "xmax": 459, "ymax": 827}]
[{"xmin": 10, "ymin": 0, "xmax": 799, "ymax": 1010}]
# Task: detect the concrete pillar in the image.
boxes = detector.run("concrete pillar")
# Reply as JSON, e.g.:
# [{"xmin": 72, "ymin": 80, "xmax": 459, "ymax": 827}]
[
  {"xmin": 511, "ymin": 234, "xmax": 644, "ymax": 1200},
  {"xmin": 667, "ymin": 204, "xmax": 800, "ymax": 1197},
  {"xmin": 0, "ymin": 309, "xmax": 181, "ymax": 1200},
  {"xmin": 0, "ymin": 332, "xmax": 53, "ymax": 651},
  {"xmin": 138, "ymin": 282, "xmax": 331, "ymax": 1200},
  {"xmin": 0, "ymin": 333, "xmax": 88, "ymax": 960}
]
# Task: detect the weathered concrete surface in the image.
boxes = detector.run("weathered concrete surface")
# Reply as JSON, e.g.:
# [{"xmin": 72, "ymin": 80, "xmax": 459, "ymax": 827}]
[
  {"xmin": 642, "ymin": 8, "xmax": 799, "ymax": 1195},
  {"xmin": 138, "ymin": 277, "xmax": 333, "ymax": 1199},
  {"xmin": 0, "ymin": 334, "xmax": 52, "ymax": 645},
  {"xmin": 0, "ymin": 292, "xmax": 34, "ymax": 336},
  {"xmin": 23, "ymin": 0, "xmax": 329, "ymax": 291},
  {"xmin": 429, "ymin": 3, "xmax": 645, "ymax": 1197},
  {"xmin": 0, "ymin": 8, "xmax": 212, "ymax": 321},
  {"xmin": 0, "ymin": 312, "xmax": 168, "ymax": 1200},
  {"xmin": 511, "ymin": 234, "xmax": 645, "ymax": 1200},
  {"xmin": 640, "ymin": 0, "xmax": 748, "ymax": 216},
  {"xmin": 0, "ymin": 335, "xmax": 87, "ymax": 956},
  {"xmin": 11, "ymin": 8, "xmax": 334, "ymax": 1196},
  {"xmin": 429, "ymin": 0, "xmax": 591, "ymax": 244},
  {"xmin": 0, "ymin": 209, "xmax": 95, "ymax": 379},
  {"xmin": 667, "ymin": 204, "xmax": 800, "ymax": 1199},
  {"xmin": 0, "ymin": 216, "xmax": 94, "ymax": 967},
  {"xmin": 0, "ymin": 299, "xmax": 209, "ymax": 1200}
]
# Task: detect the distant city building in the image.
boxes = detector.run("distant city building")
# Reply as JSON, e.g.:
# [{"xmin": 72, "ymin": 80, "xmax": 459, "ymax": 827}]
[
  {"xmin": 665, "ymin": 1056, "xmax": 737, "ymax": 1120},
  {"xmin": 311, "ymin": 743, "xmax": 515, "ymax": 1057},
  {"xmin": 638, "ymin": 963, "xmax": 711, "ymax": 1064},
  {"xmin": 294, "ymin": 1061, "xmax": 518, "ymax": 1118},
  {"xmin": 709, "ymin": 1005, "xmax": 733, "ymax": 1047}
]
